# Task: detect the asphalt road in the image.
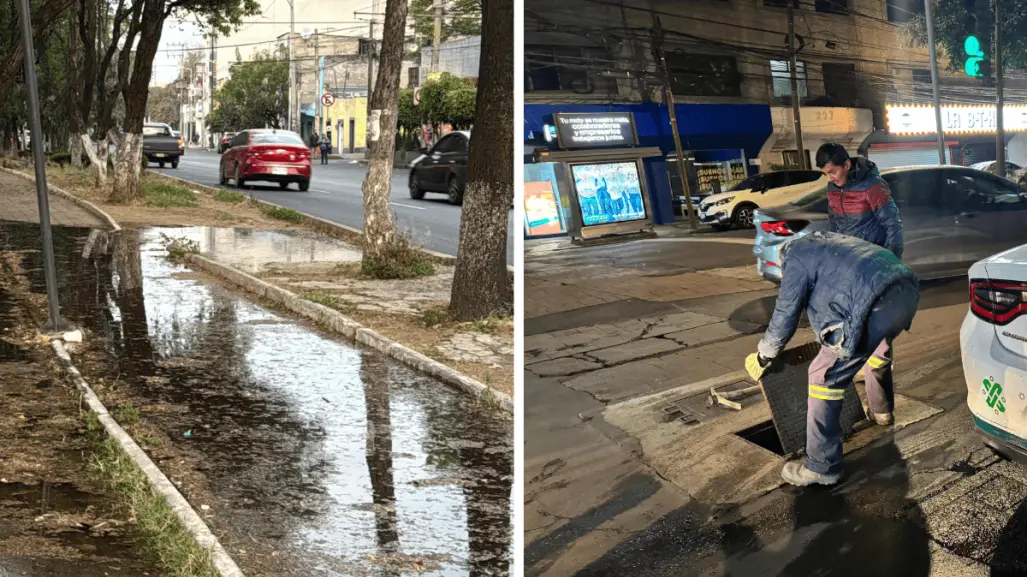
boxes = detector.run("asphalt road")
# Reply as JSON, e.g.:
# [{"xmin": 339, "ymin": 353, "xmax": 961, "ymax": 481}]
[{"xmin": 153, "ymin": 150, "xmax": 514, "ymax": 263}]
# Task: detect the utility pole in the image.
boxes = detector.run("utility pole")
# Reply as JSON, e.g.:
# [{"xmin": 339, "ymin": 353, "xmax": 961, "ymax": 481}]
[
  {"xmin": 652, "ymin": 17, "xmax": 697, "ymax": 230},
  {"xmin": 17, "ymin": 0, "xmax": 69, "ymax": 332},
  {"xmin": 287, "ymin": 0, "xmax": 296, "ymax": 132},
  {"xmin": 314, "ymin": 29, "xmax": 320, "ymax": 135},
  {"xmin": 432, "ymin": 0, "xmax": 442, "ymax": 71},
  {"xmin": 366, "ymin": 0, "xmax": 377, "ymax": 119},
  {"xmin": 995, "ymin": 0, "xmax": 1006, "ymax": 177},
  {"xmin": 787, "ymin": 2, "xmax": 807, "ymax": 170},
  {"xmin": 924, "ymin": 0, "xmax": 947, "ymax": 164}
]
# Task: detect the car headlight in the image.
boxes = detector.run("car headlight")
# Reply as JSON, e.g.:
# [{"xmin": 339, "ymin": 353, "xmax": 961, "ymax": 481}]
[{"xmin": 705, "ymin": 196, "xmax": 734, "ymax": 208}]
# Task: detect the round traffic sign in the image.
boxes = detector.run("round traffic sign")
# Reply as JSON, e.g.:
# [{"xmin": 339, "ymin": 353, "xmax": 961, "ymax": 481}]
[{"xmin": 321, "ymin": 92, "xmax": 335, "ymax": 106}]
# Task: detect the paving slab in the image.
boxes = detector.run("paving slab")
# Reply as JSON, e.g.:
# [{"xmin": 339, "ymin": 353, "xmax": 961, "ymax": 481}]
[
  {"xmin": 0, "ymin": 171, "xmax": 106, "ymax": 228},
  {"xmin": 585, "ymin": 338, "xmax": 683, "ymax": 365},
  {"xmin": 529, "ymin": 357, "xmax": 604, "ymax": 378},
  {"xmin": 662, "ymin": 320, "xmax": 763, "ymax": 347}
]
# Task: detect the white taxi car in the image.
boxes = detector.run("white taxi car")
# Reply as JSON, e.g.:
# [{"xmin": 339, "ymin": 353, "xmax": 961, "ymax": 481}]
[
  {"xmin": 961, "ymin": 244, "xmax": 1027, "ymax": 462},
  {"xmin": 697, "ymin": 170, "xmax": 828, "ymax": 230}
]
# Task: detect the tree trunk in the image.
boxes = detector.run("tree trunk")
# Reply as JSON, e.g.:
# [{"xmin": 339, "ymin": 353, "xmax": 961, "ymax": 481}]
[
  {"xmin": 360, "ymin": 0, "xmax": 408, "ymax": 262},
  {"xmin": 109, "ymin": 1, "xmax": 164, "ymax": 202},
  {"xmin": 0, "ymin": 0, "xmax": 76, "ymax": 106},
  {"xmin": 449, "ymin": 0, "xmax": 513, "ymax": 321},
  {"xmin": 81, "ymin": 133, "xmax": 108, "ymax": 184},
  {"xmin": 70, "ymin": 134, "xmax": 84, "ymax": 168}
]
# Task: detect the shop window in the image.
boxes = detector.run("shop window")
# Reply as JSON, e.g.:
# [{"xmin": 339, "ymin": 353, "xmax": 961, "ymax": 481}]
[
  {"xmin": 815, "ymin": 0, "xmax": 847, "ymax": 13},
  {"xmin": 771, "ymin": 60, "xmax": 808, "ymax": 99},
  {"xmin": 783, "ymin": 149, "xmax": 812, "ymax": 169},
  {"xmin": 887, "ymin": 0, "xmax": 924, "ymax": 23},
  {"xmin": 525, "ymin": 44, "xmax": 619, "ymax": 95},
  {"xmin": 664, "ymin": 53, "xmax": 741, "ymax": 97}
]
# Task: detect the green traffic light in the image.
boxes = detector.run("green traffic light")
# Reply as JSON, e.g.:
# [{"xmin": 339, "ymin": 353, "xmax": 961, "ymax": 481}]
[{"xmin": 965, "ymin": 35, "xmax": 982, "ymax": 56}]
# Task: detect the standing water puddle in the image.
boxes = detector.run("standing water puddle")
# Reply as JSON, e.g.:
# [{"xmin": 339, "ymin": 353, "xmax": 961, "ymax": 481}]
[
  {"xmin": 0, "ymin": 222, "xmax": 512, "ymax": 576},
  {"xmin": 157, "ymin": 226, "xmax": 362, "ymax": 273}
]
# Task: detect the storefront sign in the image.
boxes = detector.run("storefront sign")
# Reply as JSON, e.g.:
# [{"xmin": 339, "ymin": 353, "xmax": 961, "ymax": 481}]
[
  {"xmin": 524, "ymin": 181, "xmax": 564, "ymax": 236},
  {"xmin": 571, "ymin": 161, "xmax": 647, "ymax": 227},
  {"xmin": 887, "ymin": 104, "xmax": 1027, "ymax": 135},
  {"xmin": 554, "ymin": 112, "xmax": 638, "ymax": 148}
]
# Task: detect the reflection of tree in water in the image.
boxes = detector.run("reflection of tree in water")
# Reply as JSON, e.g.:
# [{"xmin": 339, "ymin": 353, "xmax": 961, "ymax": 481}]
[
  {"xmin": 421, "ymin": 390, "xmax": 513, "ymax": 576},
  {"xmin": 360, "ymin": 353, "xmax": 400, "ymax": 577},
  {"xmin": 112, "ymin": 230, "xmax": 157, "ymax": 377}
]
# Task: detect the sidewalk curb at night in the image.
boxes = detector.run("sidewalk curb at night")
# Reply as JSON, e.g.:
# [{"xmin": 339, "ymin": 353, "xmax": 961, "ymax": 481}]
[
  {"xmin": 50, "ymin": 340, "xmax": 246, "ymax": 577},
  {"xmin": 184, "ymin": 253, "xmax": 514, "ymax": 413},
  {"xmin": 154, "ymin": 171, "xmax": 516, "ymax": 274},
  {"xmin": 2, "ymin": 167, "xmax": 122, "ymax": 232}
]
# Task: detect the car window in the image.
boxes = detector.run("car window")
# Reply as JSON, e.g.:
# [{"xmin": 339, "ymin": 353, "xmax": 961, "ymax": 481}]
[
  {"xmin": 792, "ymin": 171, "xmax": 823, "ymax": 185},
  {"xmin": 143, "ymin": 125, "xmax": 168, "ymax": 137},
  {"xmin": 950, "ymin": 172, "xmax": 1027, "ymax": 212},
  {"xmin": 434, "ymin": 136, "xmax": 463, "ymax": 154},
  {"xmin": 231, "ymin": 133, "xmax": 248, "ymax": 148},
  {"xmin": 884, "ymin": 171, "xmax": 941, "ymax": 210},
  {"xmin": 731, "ymin": 175, "xmax": 759, "ymax": 191},
  {"xmin": 763, "ymin": 172, "xmax": 786, "ymax": 190},
  {"xmin": 249, "ymin": 132, "xmax": 305, "ymax": 145}
]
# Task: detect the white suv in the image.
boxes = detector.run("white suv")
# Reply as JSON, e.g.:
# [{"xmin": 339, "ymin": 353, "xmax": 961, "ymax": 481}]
[
  {"xmin": 961, "ymin": 244, "xmax": 1027, "ymax": 462},
  {"xmin": 698, "ymin": 170, "xmax": 828, "ymax": 230}
]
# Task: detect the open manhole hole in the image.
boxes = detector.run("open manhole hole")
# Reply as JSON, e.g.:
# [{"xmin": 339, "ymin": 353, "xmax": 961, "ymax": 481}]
[{"xmin": 736, "ymin": 419, "xmax": 785, "ymax": 456}]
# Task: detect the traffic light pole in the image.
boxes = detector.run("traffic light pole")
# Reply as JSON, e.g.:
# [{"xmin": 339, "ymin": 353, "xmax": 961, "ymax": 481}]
[
  {"xmin": 787, "ymin": 3, "xmax": 808, "ymax": 170},
  {"xmin": 17, "ymin": 0, "xmax": 70, "ymax": 333},
  {"xmin": 924, "ymin": 0, "xmax": 947, "ymax": 165},
  {"xmin": 652, "ymin": 17, "xmax": 697, "ymax": 230},
  {"xmin": 995, "ymin": 0, "xmax": 1005, "ymax": 177}
]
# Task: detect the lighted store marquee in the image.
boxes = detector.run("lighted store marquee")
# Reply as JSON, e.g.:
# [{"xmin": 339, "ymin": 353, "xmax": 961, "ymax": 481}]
[{"xmin": 886, "ymin": 104, "xmax": 1027, "ymax": 135}]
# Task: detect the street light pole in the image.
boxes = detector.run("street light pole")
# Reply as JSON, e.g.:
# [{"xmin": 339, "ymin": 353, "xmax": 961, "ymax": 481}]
[
  {"xmin": 287, "ymin": 0, "xmax": 296, "ymax": 132},
  {"xmin": 924, "ymin": 0, "xmax": 947, "ymax": 164},
  {"xmin": 17, "ymin": 0, "xmax": 69, "ymax": 332}
]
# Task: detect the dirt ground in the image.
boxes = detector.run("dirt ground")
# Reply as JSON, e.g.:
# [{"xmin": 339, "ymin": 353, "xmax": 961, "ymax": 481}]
[
  {"xmin": 258, "ymin": 262, "xmax": 515, "ymax": 397},
  {"xmin": 0, "ymin": 251, "xmax": 159, "ymax": 576}
]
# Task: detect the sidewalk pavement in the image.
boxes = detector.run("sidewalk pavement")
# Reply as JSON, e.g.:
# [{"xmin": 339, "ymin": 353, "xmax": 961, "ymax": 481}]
[
  {"xmin": 524, "ymin": 231, "xmax": 1012, "ymax": 575},
  {"xmin": 0, "ymin": 171, "xmax": 105, "ymax": 228}
]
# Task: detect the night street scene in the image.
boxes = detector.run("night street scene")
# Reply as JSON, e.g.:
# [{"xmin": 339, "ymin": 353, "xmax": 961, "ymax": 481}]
[
  {"xmin": 524, "ymin": 0, "xmax": 1027, "ymax": 575},
  {"xmin": 0, "ymin": 0, "xmax": 512, "ymax": 574}
]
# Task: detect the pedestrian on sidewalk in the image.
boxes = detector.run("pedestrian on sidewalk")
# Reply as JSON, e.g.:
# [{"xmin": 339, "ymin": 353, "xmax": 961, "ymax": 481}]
[
  {"xmin": 319, "ymin": 134, "xmax": 329, "ymax": 165},
  {"xmin": 744, "ymin": 231, "xmax": 919, "ymax": 487}
]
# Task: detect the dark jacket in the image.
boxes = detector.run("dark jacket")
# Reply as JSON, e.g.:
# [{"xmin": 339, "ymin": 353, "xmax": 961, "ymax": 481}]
[
  {"xmin": 828, "ymin": 157, "xmax": 905, "ymax": 259},
  {"xmin": 758, "ymin": 232, "xmax": 919, "ymax": 361}
]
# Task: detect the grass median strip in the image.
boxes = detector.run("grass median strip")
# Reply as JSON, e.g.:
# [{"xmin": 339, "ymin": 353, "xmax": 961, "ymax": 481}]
[
  {"xmin": 254, "ymin": 201, "xmax": 304, "ymax": 223},
  {"xmin": 142, "ymin": 181, "xmax": 198, "ymax": 208},
  {"xmin": 84, "ymin": 413, "xmax": 220, "ymax": 577},
  {"xmin": 215, "ymin": 190, "xmax": 247, "ymax": 204}
]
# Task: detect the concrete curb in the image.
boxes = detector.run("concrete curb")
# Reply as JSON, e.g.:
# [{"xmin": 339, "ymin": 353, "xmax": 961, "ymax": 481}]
[
  {"xmin": 1, "ymin": 167, "xmax": 122, "ymax": 232},
  {"xmin": 154, "ymin": 171, "xmax": 516, "ymax": 274},
  {"xmin": 50, "ymin": 340, "xmax": 246, "ymax": 577},
  {"xmin": 184, "ymin": 253, "xmax": 513, "ymax": 413}
]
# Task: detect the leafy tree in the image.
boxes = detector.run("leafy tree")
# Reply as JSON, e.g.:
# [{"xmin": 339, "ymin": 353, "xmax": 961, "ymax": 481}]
[
  {"xmin": 206, "ymin": 49, "xmax": 287, "ymax": 132},
  {"xmin": 397, "ymin": 88, "xmax": 420, "ymax": 133},
  {"xmin": 905, "ymin": 0, "xmax": 1027, "ymax": 72},
  {"xmin": 147, "ymin": 85, "xmax": 181, "ymax": 126},
  {"xmin": 419, "ymin": 72, "xmax": 473, "ymax": 135},
  {"xmin": 409, "ymin": 0, "xmax": 481, "ymax": 52},
  {"xmin": 443, "ymin": 87, "xmax": 476, "ymax": 129}
]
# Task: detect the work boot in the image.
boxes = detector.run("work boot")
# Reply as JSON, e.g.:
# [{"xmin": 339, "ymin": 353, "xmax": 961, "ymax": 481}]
[
  {"xmin": 868, "ymin": 411, "xmax": 894, "ymax": 426},
  {"xmin": 781, "ymin": 461, "xmax": 840, "ymax": 487}
]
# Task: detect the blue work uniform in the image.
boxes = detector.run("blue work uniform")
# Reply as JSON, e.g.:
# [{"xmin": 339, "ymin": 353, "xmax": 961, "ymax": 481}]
[{"xmin": 757, "ymin": 232, "xmax": 919, "ymax": 476}]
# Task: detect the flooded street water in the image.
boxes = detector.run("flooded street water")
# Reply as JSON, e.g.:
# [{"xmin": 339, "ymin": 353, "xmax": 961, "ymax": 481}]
[{"xmin": 0, "ymin": 222, "xmax": 512, "ymax": 576}]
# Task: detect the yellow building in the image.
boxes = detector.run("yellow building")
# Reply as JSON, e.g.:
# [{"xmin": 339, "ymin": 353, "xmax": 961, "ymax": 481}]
[{"xmin": 321, "ymin": 97, "xmax": 367, "ymax": 153}]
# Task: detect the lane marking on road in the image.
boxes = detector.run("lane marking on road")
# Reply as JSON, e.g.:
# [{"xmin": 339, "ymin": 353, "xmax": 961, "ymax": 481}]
[
  {"xmin": 391, "ymin": 202, "xmax": 427, "ymax": 210},
  {"xmin": 311, "ymin": 189, "xmax": 333, "ymax": 194}
]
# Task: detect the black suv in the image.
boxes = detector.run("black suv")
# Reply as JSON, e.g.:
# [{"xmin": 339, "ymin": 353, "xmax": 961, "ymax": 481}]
[{"xmin": 409, "ymin": 131, "xmax": 469, "ymax": 205}]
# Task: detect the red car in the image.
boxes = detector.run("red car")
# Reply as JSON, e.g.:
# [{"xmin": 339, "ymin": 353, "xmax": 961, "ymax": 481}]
[
  {"xmin": 219, "ymin": 129, "xmax": 311, "ymax": 191},
  {"xmin": 217, "ymin": 132, "xmax": 236, "ymax": 154}
]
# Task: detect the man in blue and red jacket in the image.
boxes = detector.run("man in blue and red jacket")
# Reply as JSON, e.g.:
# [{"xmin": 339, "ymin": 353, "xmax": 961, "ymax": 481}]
[{"xmin": 815, "ymin": 143, "xmax": 904, "ymax": 259}]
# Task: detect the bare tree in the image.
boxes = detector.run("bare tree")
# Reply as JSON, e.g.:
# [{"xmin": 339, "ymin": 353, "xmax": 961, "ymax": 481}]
[
  {"xmin": 359, "ymin": 0, "xmax": 408, "ymax": 265},
  {"xmin": 449, "ymin": 0, "xmax": 512, "ymax": 320}
]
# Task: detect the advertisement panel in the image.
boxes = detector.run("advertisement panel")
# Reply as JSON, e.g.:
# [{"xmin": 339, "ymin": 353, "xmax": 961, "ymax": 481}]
[
  {"xmin": 886, "ymin": 104, "xmax": 1027, "ymax": 135},
  {"xmin": 570, "ymin": 161, "xmax": 647, "ymax": 227},
  {"xmin": 523, "ymin": 181, "xmax": 564, "ymax": 236},
  {"xmin": 553, "ymin": 112, "xmax": 638, "ymax": 149}
]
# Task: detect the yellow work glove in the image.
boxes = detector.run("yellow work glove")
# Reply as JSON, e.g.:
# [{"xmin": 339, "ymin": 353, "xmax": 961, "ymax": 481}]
[{"xmin": 745, "ymin": 353, "xmax": 770, "ymax": 383}]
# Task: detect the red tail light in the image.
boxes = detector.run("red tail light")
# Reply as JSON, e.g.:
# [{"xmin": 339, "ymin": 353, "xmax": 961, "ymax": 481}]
[
  {"xmin": 760, "ymin": 221, "xmax": 794, "ymax": 236},
  {"xmin": 970, "ymin": 279, "xmax": 1027, "ymax": 325}
]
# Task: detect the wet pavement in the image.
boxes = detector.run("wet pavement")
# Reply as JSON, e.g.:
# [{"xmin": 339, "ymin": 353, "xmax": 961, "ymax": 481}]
[
  {"xmin": 157, "ymin": 225, "xmax": 362, "ymax": 272},
  {"xmin": 0, "ymin": 221, "xmax": 512, "ymax": 576}
]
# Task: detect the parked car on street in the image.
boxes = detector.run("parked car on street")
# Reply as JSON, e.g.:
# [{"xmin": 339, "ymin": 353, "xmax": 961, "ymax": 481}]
[
  {"xmin": 218, "ymin": 133, "xmax": 236, "ymax": 154},
  {"xmin": 960, "ymin": 244, "xmax": 1027, "ymax": 463},
  {"xmin": 142, "ymin": 123, "xmax": 183, "ymax": 168},
  {"xmin": 753, "ymin": 165, "xmax": 1027, "ymax": 283},
  {"xmin": 408, "ymin": 130, "xmax": 470, "ymax": 205},
  {"xmin": 218, "ymin": 129, "xmax": 311, "ymax": 191},
  {"xmin": 697, "ymin": 170, "xmax": 827, "ymax": 230},
  {"xmin": 970, "ymin": 160, "xmax": 1022, "ymax": 176}
]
